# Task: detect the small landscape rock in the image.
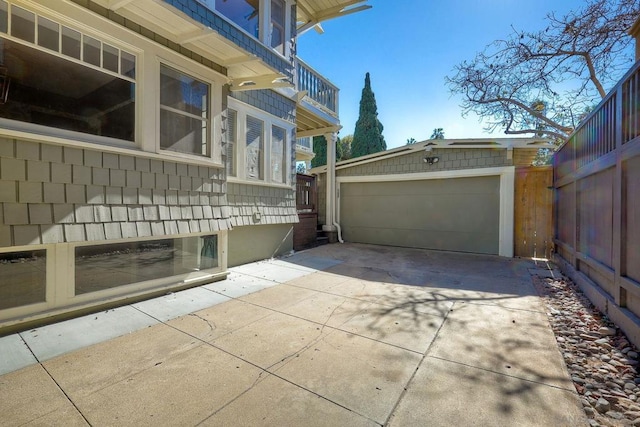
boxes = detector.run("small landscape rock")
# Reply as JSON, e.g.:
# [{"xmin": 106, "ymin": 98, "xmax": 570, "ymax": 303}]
[{"xmin": 595, "ymin": 397, "xmax": 611, "ymax": 413}]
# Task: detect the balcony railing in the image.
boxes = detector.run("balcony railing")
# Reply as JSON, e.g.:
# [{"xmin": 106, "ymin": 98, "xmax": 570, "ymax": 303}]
[
  {"xmin": 555, "ymin": 60, "xmax": 640, "ymax": 179},
  {"xmin": 296, "ymin": 58, "xmax": 339, "ymax": 114}
]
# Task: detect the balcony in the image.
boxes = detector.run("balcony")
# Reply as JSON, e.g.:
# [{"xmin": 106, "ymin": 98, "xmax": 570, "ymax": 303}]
[{"xmin": 297, "ymin": 59, "xmax": 338, "ymax": 114}]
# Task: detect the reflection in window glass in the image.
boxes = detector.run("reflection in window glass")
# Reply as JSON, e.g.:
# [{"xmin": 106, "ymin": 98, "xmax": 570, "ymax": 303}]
[
  {"xmin": 75, "ymin": 235, "xmax": 219, "ymax": 295},
  {"xmin": 11, "ymin": 6, "xmax": 35, "ymax": 43},
  {"xmin": 83, "ymin": 35, "xmax": 101, "ymax": 67},
  {"xmin": 0, "ymin": 1, "xmax": 7, "ymax": 34},
  {"xmin": 37, "ymin": 16, "xmax": 59, "ymax": 51},
  {"xmin": 159, "ymin": 64, "xmax": 209, "ymax": 156},
  {"xmin": 270, "ymin": 0, "xmax": 285, "ymax": 54},
  {"xmin": 0, "ymin": 250, "xmax": 46, "ymax": 310},
  {"xmin": 271, "ymin": 125, "xmax": 285, "ymax": 183},
  {"xmin": 246, "ymin": 115, "xmax": 263, "ymax": 180},
  {"xmin": 0, "ymin": 36, "xmax": 135, "ymax": 141},
  {"xmin": 215, "ymin": 0, "xmax": 259, "ymax": 37},
  {"xmin": 61, "ymin": 26, "xmax": 81, "ymax": 59},
  {"xmin": 121, "ymin": 51, "xmax": 135, "ymax": 78},
  {"xmin": 103, "ymin": 44, "xmax": 119, "ymax": 73}
]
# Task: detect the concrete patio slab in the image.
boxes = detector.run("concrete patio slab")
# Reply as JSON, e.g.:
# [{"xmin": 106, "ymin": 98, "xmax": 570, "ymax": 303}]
[
  {"xmin": 388, "ymin": 357, "xmax": 585, "ymax": 427},
  {"xmin": 72, "ymin": 344, "xmax": 265, "ymax": 426},
  {"xmin": 285, "ymin": 270, "xmax": 352, "ymax": 292},
  {"xmin": 42, "ymin": 323, "xmax": 201, "ymax": 400},
  {"xmin": 203, "ymin": 271, "xmax": 278, "ymax": 298},
  {"xmin": 430, "ymin": 301, "xmax": 573, "ymax": 389},
  {"xmin": 132, "ymin": 286, "xmax": 230, "ymax": 322},
  {"xmin": 211, "ymin": 310, "xmax": 331, "ymax": 370},
  {"xmin": 166, "ymin": 299, "xmax": 273, "ymax": 343},
  {"xmin": 274, "ymin": 329, "xmax": 423, "ymax": 424},
  {"xmin": 0, "ymin": 364, "xmax": 85, "ymax": 426},
  {"xmin": 277, "ymin": 290, "xmax": 373, "ymax": 328},
  {"xmin": 337, "ymin": 303, "xmax": 445, "ymax": 353},
  {"xmin": 238, "ymin": 283, "xmax": 319, "ymax": 311},
  {"xmin": 19, "ymin": 305, "xmax": 158, "ymax": 362},
  {"xmin": 277, "ymin": 254, "xmax": 344, "ymax": 271},
  {"xmin": 202, "ymin": 373, "xmax": 378, "ymax": 427},
  {"xmin": 0, "ymin": 334, "xmax": 37, "ymax": 375},
  {"xmin": 0, "ymin": 243, "xmax": 587, "ymax": 426}
]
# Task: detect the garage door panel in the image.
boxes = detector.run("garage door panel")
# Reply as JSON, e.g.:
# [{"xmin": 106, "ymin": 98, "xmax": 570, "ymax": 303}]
[{"xmin": 339, "ymin": 177, "xmax": 500, "ymax": 255}]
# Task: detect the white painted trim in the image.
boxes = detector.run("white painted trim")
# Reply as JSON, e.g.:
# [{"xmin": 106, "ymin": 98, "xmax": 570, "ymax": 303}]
[
  {"xmin": 227, "ymin": 97, "xmax": 295, "ymax": 186},
  {"xmin": 336, "ymin": 166, "xmax": 516, "ymax": 257},
  {"xmin": 336, "ymin": 166, "xmax": 513, "ymax": 183}
]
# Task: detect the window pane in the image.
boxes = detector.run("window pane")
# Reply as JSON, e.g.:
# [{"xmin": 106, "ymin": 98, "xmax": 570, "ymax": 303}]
[
  {"xmin": 160, "ymin": 108, "xmax": 207, "ymax": 156},
  {"xmin": 121, "ymin": 51, "xmax": 135, "ymax": 78},
  {"xmin": 226, "ymin": 109, "xmax": 237, "ymax": 176},
  {"xmin": 246, "ymin": 115, "xmax": 263, "ymax": 180},
  {"xmin": 37, "ymin": 16, "xmax": 59, "ymax": 51},
  {"xmin": 0, "ymin": 1, "xmax": 8, "ymax": 34},
  {"xmin": 271, "ymin": 0, "xmax": 285, "ymax": 53},
  {"xmin": 160, "ymin": 65, "xmax": 208, "ymax": 117},
  {"xmin": 103, "ymin": 44, "xmax": 119, "ymax": 73},
  {"xmin": 0, "ymin": 250, "xmax": 46, "ymax": 310},
  {"xmin": 159, "ymin": 65, "xmax": 209, "ymax": 156},
  {"xmin": 215, "ymin": 0, "xmax": 259, "ymax": 37},
  {"xmin": 75, "ymin": 236, "xmax": 219, "ymax": 295},
  {"xmin": 271, "ymin": 125, "xmax": 286, "ymax": 183},
  {"xmin": 61, "ymin": 26, "xmax": 81, "ymax": 59},
  {"xmin": 0, "ymin": 37, "xmax": 135, "ymax": 141},
  {"xmin": 11, "ymin": 6, "xmax": 35, "ymax": 43},
  {"xmin": 83, "ymin": 35, "xmax": 101, "ymax": 67}
]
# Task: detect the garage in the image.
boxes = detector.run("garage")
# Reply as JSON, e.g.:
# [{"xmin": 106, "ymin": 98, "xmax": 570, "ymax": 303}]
[{"xmin": 339, "ymin": 175, "xmax": 501, "ymax": 255}]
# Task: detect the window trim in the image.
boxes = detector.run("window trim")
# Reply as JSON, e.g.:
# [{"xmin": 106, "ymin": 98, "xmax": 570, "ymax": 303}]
[
  {"xmin": 226, "ymin": 98, "xmax": 293, "ymax": 187},
  {"xmin": 0, "ymin": 1, "xmax": 229, "ymax": 166}
]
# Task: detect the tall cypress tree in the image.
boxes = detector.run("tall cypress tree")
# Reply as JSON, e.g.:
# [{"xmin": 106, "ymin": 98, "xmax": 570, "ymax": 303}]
[
  {"xmin": 311, "ymin": 135, "xmax": 345, "ymax": 167},
  {"xmin": 351, "ymin": 72, "xmax": 386, "ymax": 158}
]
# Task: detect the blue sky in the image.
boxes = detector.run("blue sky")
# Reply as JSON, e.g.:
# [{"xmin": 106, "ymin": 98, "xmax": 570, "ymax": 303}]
[{"xmin": 297, "ymin": 0, "xmax": 587, "ymax": 149}]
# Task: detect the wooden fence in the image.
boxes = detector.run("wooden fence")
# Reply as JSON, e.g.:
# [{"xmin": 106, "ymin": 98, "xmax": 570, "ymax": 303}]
[{"xmin": 514, "ymin": 167, "xmax": 553, "ymax": 259}]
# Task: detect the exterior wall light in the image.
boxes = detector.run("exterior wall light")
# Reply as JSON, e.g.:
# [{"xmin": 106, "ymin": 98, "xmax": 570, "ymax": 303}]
[{"xmin": 423, "ymin": 156, "xmax": 439, "ymax": 165}]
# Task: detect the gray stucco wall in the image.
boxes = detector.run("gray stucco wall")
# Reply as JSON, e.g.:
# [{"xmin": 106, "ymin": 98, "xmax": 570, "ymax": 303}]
[{"xmin": 0, "ymin": 139, "xmax": 230, "ymax": 247}]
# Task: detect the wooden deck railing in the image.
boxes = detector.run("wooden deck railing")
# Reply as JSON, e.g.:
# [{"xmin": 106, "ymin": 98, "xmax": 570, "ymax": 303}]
[
  {"xmin": 296, "ymin": 58, "xmax": 338, "ymax": 114},
  {"xmin": 296, "ymin": 173, "xmax": 317, "ymax": 213}
]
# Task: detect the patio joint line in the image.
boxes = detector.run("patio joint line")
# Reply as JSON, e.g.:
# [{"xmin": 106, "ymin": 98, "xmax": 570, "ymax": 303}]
[
  {"xmin": 131, "ymin": 305, "xmax": 381, "ymax": 427},
  {"xmin": 31, "ymin": 360, "xmax": 93, "ymax": 426},
  {"xmin": 427, "ymin": 355, "xmax": 578, "ymax": 393},
  {"xmin": 382, "ymin": 299, "xmax": 455, "ymax": 426}
]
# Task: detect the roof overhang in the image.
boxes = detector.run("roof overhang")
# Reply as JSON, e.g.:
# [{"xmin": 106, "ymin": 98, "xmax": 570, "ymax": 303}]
[
  {"xmin": 311, "ymin": 137, "xmax": 555, "ymax": 173},
  {"xmin": 296, "ymin": 0, "xmax": 372, "ymax": 35},
  {"xmin": 89, "ymin": 0, "xmax": 292, "ymax": 90}
]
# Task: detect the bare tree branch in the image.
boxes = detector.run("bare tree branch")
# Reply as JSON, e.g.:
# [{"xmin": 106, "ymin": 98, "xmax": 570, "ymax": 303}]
[{"xmin": 447, "ymin": 0, "xmax": 639, "ymax": 141}]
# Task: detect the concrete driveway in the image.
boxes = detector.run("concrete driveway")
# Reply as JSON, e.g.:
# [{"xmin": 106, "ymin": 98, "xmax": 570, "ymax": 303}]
[{"xmin": 0, "ymin": 243, "xmax": 586, "ymax": 426}]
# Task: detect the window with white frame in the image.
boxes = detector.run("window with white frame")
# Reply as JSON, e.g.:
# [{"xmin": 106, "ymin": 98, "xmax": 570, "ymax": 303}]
[
  {"xmin": 0, "ymin": 1, "xmax": 136, "ymax": 142},
  {"xmin": 159, "ymin": 64, "xmax": 210, "ymax": 157},
  {"xmin": 227, "ymin": 100, "xmax": 292, "ymax": 185}
]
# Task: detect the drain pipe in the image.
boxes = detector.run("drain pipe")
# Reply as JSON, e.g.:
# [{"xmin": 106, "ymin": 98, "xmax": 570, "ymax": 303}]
[{"xmin": 324, "ymin": 130, "xmax": 343, "ymax": 243}]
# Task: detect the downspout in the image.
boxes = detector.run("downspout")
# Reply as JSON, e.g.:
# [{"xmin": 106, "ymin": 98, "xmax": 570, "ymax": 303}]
[{"xmin": 324, "ymin": 131, "xmax": 343, "ymax": 243}]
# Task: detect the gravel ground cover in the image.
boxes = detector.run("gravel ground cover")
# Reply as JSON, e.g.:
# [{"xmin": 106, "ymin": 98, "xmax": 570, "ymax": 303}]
[{"xmin": 533, "ymin": 271, "xmax": 640, "ymax": 427}]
